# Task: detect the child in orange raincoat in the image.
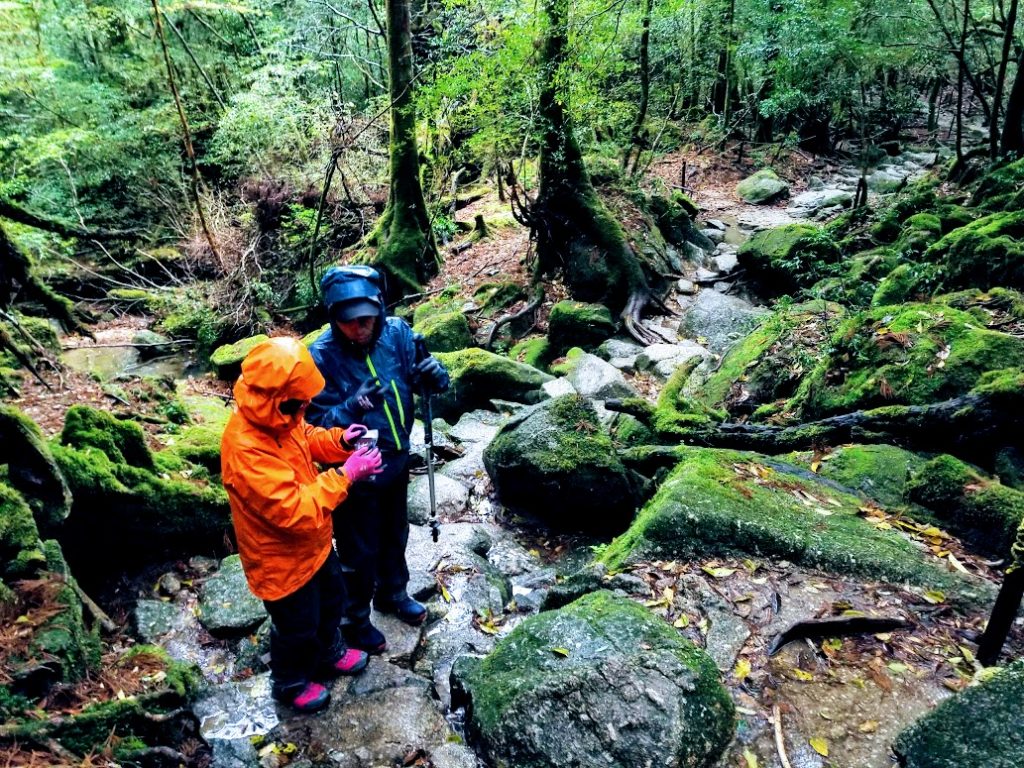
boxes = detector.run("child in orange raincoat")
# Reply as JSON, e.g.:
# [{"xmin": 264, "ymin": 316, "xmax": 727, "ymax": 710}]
[{"xmin": 221, "ymin": 337, "xmax": 383, "ymax": 712}]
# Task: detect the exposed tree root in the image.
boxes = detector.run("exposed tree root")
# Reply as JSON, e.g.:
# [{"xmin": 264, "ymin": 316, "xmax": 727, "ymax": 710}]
[{"xmin": 484, "ymin": 286, "xmax": 545, "ymax": 349}]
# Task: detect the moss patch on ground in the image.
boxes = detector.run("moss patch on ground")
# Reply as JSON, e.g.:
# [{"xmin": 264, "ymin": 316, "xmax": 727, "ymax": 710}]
[
  {"xmin": 788, "ymin": 444, "xmax": 928, "ymax": 509},
  {"xmin": 737, "ymin": 224, "xmax": 841, "ymax": 295}
]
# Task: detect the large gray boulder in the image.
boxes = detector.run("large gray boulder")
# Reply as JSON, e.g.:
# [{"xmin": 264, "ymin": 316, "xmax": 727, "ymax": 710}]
[
  {"xmin": 452, "ymin": 591, "xmax": 735, "ymax": 768},
  {"xmin": 559, "ymin": 350, "xmax": 637, "ymax": 399},
  {"xmin": 483, "ymin": 395, "xmax": 639, "ymax": 533},
  {"xmin": 679, "ymin": 290, "xmax": 769, "ymax": 354},
  {"xmin": 894, "ymin": 659, "xmax": 1024, "ymax": 767}
]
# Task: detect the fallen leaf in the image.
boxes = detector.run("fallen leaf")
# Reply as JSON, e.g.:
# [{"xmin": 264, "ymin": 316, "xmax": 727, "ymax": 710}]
[
  {"xmin": 551, "ymin": 647, "xmax": 570, "ymax": 657},
  {"xmin": 923, "ymin": 590, "xmax": 946, "ymax": 604},
  {"xmin": 673, "ymin": 615, "xmax": 690, "ymax": 628},
  {"xmin": 702, "ymin": 565, "xmax": 736, "ymax": 579},
  {"xmin": 743, "ymin": 748, "xmax": 759, "ymax": 768},
  {"xmin": 791, "ymin": 668, "xmax": 814, "ymax": 682},
  {"xmin": 809, "ymin": 736, "xmax": 829, "ymax": 757},
  {"xmin": 858, "ymin": 720, "xmax": 879, "ymax": 734}
]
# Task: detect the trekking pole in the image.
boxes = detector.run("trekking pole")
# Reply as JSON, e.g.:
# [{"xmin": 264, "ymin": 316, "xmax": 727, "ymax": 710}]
[{"xmin": 413, "ymin": 334, "xmax": 440, "ymax": 543}]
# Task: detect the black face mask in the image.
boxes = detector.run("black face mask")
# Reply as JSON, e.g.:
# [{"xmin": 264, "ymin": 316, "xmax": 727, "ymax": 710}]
[{"xmin": 279, "ymin": 398, "xmax": 306, "ymax": 416}]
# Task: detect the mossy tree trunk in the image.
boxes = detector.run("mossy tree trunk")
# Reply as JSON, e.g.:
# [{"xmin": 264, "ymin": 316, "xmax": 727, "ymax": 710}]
[
  {"xmin": 364, "ymin": 0, "xmax": 437, "ymax": 299},
  {"xmin": 532, "ymin": 0, "xmax": 655, "ymax": 341}
]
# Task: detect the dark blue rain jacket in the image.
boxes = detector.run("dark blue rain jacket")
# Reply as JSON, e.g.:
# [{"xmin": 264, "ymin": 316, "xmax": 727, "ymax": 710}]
[{"xmin": 306, "ymin": 317, "xmax": 419, "ymax": 454}]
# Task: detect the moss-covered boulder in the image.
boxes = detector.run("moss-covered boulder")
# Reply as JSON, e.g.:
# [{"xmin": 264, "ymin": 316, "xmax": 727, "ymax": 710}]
[
  {"xmin": 647, "ymin": 192, "xmax": 708, "ymax": 250},
  {"xmin": 736, "ymin": 168, "xmax": 789, "ymax": 204},
  {"xmin": 198, "ymin": 555, "xmax": 267, "ymax": 637},
  {"xmin": 54, "ymin": 406, "xmax": 229, "ymax": 575},
  {"xmin": 484, "ymin": 395, "xmax": 639, "ymax": 533},
  {"xmin": 412, "ymin": 287, "xmax": 462, "ymax": 326},
  {"xmin": 906, "ymin": 455, "xmax": 1024, "ymax": 557},
  {"xmin": 737, "ymin": 223, "xmax": 841, "ymax": 295},
  {"xmin": 433, "ymin": 347, "xmax": 552, "ymax": 421},
  {"xmin": 508, "ymin": 337, "xmax": 554, "ymax": 372},
  {"xmin": 923, "ymin": 210, "xmax": 1024, "ymax": 293},
  {"xmin": 453, "ymin": 591, "xmax": 734, "ymax": 768},
  {"xmin": 209, "ymin": 334, "xmax": 270, "ymax": 380},
  {"xmin": 894, "ymin": 658, "xmax": 1024, "ymax": 768},
  {"xmin": 598, "ymin": 447, "xmax": 987, "ymax": 602},
  {"xmin": 687, "ymin": 300, "xmax": 844, "ymax": 419},
  {"xmin": 413, "ymin": 310, "xmax": 474, "ymax": 353},
  {"xmin": 793, "ymin": 302, "xmax": 1024, "ymax": 418},
  {"xmin": 970, "ymin": 156, "xmax": 1024, "ymax": 212},
  {"xmin": 546, "ymin": 300, "xmax": 616, "ymax": 356},
  {"xmin": 871, "ymin": 263, "xmax": 934, "ymax": 306},
  {"xmin": 789, "ymin": 444, "xmax": 927, "ymax": 508},
  {"xmin": 0, "ymin": 405, "xmax": 71, "ymax": 535},
  {"xmin": 0, "ymin": 480, "xmax": 47, "ymax": 580}
]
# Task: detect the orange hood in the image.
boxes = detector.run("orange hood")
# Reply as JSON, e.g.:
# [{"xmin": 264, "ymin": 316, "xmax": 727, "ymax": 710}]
[{"xmin": 233, "ymin": 337, "xmax": 326, "ymax": 433}]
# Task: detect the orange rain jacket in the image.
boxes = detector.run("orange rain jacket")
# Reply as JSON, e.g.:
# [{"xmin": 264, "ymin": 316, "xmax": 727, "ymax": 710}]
[{"xmin": 221, "ymin": 337, "xmax": 354, "ymax": 601}]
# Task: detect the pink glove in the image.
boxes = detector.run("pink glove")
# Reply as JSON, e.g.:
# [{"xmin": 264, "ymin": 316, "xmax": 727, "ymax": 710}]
[
  {"xmin": 341, "ymin": 423, "xmax": 367, "ymax": 450},
  {"xmin": 341, "ymin": 446, "xmax": 383, "ymax": 483}
]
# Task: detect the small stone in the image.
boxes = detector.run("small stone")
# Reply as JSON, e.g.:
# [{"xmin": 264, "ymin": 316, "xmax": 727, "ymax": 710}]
[
  {"xmin": 676, "ymin": 279, "xmax": 696, "ymax": 295},
  {"xmin": 157, "ymin": 572, "xmax": 182, "ymax": 596}
]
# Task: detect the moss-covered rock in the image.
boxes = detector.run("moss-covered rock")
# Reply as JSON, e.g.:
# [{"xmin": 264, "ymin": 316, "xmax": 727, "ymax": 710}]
[
  {"xmin": 894, "ymin": 658, "xmax": 1024, "ymax": 768},
  {"xmin": 921, "ymin": 210, "xmax": 1024, "ymax": 293},
  {"xmin": 811, "ymin": 247, "xmax": 900, "ymax": 307},
  {"xmin": 792, "ymin": 302, "xmax": 1024, "ymax": 418},
  {"xmin": 484, "ymin": 395, "xmax": 639, "ymax": 533},
  {"xmin": 508, "ymin": 337, "xmax": 553, "ymax": 372},
  {"xmin": 737, "ymin": 224, "xmax": 841, "ymax": 295},
  {"xmin": 106, "ymin": 287, "xmax": 161, "ymax": 311},
  {"xmin": 687, "ymin": 300, "xmax": 844, "ymax": 418},
  {"xmin": 413, "ymin": 310, "xmax": 474, "ymax": 353},
  {"xmin": 0, "ymin": 481, "xmax": 46, "ymax": 580},
  {"xmin": 546, "ymin": 300, "xmax": 616, "ymax": 356},
  {"xmin": 209, "ymin": 334, "xmax": 270, "ymax": 381},
  {"xmin": 412, "ymin": 287, "xmax": 461, "ymax": 326},
  {"xmin": 871, "ymin": 263, "xmax": 935, "ymax": 306},
  {"xmin": 433, "ymin": 347, "xmax": 552, "ymax": 421},
  {"xmin": 736, "ymin": 168, "xmax": 789, "ymax": 204},
  {"xmin": 0, "ymin": 405, "xmax": 71, "ymax": 535},
  {"xmin": 789, "ymin": 444, "xmax": 927, "ymax": 508},
  {"xmin": 906, "ymin": 455, "xmax": 1024, "ymax": 557},
  {"xmin": 453, "ymin": 591, "xmax": 734, "ymax": 768},
  {"xmin": 970, "ymin": 156, "xmax": 1024, "ymax": 212},
  {"xmin": 648, "ymin": 193, "xmax": 704, "ymax": 248},
  {"xmin": 54, "ymin": 407, "xmax": 229, "ymax": 574},
  {"xmin": 597, "ymin": 447, "xmax": 987, "ymax": 602}
]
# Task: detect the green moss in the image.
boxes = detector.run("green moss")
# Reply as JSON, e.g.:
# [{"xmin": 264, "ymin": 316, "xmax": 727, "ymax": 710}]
[
  {"xmin": 208, "ymin": 334, "xmax": 270, "ymax": 380},
  {"xmin": 462, "ymin": 590, "xmax": 734, "ymax": 767},
  {"xmin": 894, "ymin": 658, "xmax": 1024, "ymax": 768},
  {"xmin": 736, "ymin": 168, "xmax": 789, "ymax": 204},
  {"xmin": 653, "ymin": 360, "xmax": 726, "ymax": 435},
  {"xmin": 106, "ymin": 288, "xmax": 160, "ymax": 311},
  {"xmin": 907, "ymin": 455, "xmax": 1024, "ymax": 557},
  {"xmin": 508, "ymin": 337, "xmax": 553, "ymax": 371},
  {"xmin": 119, "ymin": 645, "xmax": 202, "ymax": 699},
  {"xmin": 0, "ymin": 481, "xmax": 45, "ymax": 580},
  {"xmin": 970, "ymin": 157, "xmax": 1024, "ymax": 212},
  {"xmin": 936, "ymin": 288, "xmax": 1024, "ymax": 327},
  {"xmin": 793, "ymin": 302, "xmax": 1024, "ymax": 418},
  {"xmin": 598, "ymin": 447, "xmax": 986, "ymax": 603},
  {"xmin": 413, "ymin": 310, "xmax": 474, "ymax": 353},
  {"xmin": 61, "ymin": 405, "xmax": 154, "ymax": 470},
  {"xmin": 737, "ymin": 224, "xmax": 841, "ymax": 295},
  {"xmin": 546, "ymin": 300, "xmax": 615, "ymax": 355},
  {"xmin": 692, "ymin": 301, "xmax": 844, "ymax": 417},
  {"xmin": 432, "ymin": 347, "xmax": 552, "ymax": 421},
  {"xmin": 925, "ymin": 210, "xmax": 1024, "ymax": 293},
  {"xmin": 789, "ymin": 444, "xmax": 927, "ymax": 508},
  {"xmin": 412, "ymin": 286, "xmax": 461, "ymax": 326}
]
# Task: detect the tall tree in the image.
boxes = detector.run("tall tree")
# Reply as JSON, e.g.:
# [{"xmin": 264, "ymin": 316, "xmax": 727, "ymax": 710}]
[
  {"xmin": 530, "ymin": 0, "xmax": 655, "ymax": 342},
  {"xmin": 362, "ymin": 0, "xmax": 437, "ymax": 297}
]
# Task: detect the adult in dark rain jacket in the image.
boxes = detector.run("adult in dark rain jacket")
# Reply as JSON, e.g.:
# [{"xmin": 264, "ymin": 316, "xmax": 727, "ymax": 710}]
[{"xmin": 306, "ymin": 266, "xmax": 449, "ymax": 653}]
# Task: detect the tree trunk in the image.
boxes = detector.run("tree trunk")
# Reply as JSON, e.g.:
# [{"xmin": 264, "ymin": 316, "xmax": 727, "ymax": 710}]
[
  {"xmin": 532, "ymin": 0, "xmax": 648, "ymax": 318},
  {"xmin": 1001, "ymin": 48, "xmax": 1024, "ymax": 154},
  {"xmin": 363, "ymin": 0, "xmax": 437, "ymax": 298},
  {"xmin": 956, "ymin": 0, "xmax": 971, "ymax": 162},
  {"xmin": 711, "ymin": 0, "xmax": 735, "ymax": 117},
  {"xmin": 623, "ymin": 0, "xmax": 653, "ymax": 174},
  {"xmin": 991, "ymin": 0, "xmax": 1019, "ymax": 156}
]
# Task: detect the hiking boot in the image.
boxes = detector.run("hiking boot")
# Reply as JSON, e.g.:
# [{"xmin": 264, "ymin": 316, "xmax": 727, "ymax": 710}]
[
  {"xmin": 274, "ymin": 682, "xmax": 330, "ymax": 713},
  {"xmin": 325, "ymin": 648, "xmax": 369, "ymax": 677},
  {"xmin": 376, "ymin": 595, "xmax": 427, "ymax": 626},
  {"xmin": 342, "ymin": 621, "xmax": 387, "ymax": 654}
]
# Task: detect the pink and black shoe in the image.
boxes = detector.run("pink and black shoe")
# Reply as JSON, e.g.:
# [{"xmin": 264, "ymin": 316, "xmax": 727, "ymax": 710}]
[
  {"xmin": 327, "ymin": 648, "xmax": 369, "ymax": 676},
  {"xmin": 275, "ymin": 682, "xmax": 330, "ymax": 713}
]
